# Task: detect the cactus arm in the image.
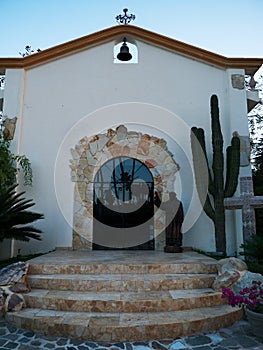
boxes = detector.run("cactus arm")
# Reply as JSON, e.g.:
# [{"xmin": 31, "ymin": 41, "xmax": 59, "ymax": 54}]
[
  {"xmin": 191, "ymin": 127, "xmax": 215, "ymax": 196},
  {"xmin": 190, "ymin": 127, "xmax": 215, "ymax": 222},
  {"xmin": 211, "ymin": 95, "xmax": 224, "ymax": 199},
  {"xmin": 224, "ymin": 136, "xmax": 240, "ymax": 197},
  {"xmin": 203, "ymin": 196, "xmax": 215, "ymax": 222},
  {"xmin": 210, "ymin": 95, "xmax": 226, "ymax": 254}
]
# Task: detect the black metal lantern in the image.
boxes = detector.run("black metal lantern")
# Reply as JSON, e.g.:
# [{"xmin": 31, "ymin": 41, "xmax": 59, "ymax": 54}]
[{"xmin": 117, "ymin": 38, "xmax": 132, "ymax": 61}]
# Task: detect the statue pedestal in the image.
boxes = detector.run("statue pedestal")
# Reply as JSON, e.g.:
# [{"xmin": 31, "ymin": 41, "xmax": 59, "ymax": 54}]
[{"xmin": 164, "ymin": 245, "xmax": 182, "ymax": 253}]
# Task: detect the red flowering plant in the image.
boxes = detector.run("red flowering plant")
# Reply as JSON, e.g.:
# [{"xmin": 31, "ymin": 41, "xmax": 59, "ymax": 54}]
[{"xmin": 221, "ymin": 281, "xmax": 263, "ymax": 314}]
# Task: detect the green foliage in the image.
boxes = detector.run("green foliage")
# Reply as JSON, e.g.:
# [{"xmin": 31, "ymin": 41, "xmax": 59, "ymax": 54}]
[
  {"xmin": 0, "ymin": 139, "xmax": 32, "ymax": 192},
  {"xmin": 191, "ymin": 127, "xmax": 215, "ymax": 222},
  {"xmin": 252, "ymin": 137, "xmax": 263, "ymax": 237},
  {"xmin": 0, "ymin": 140, "xmax": 16, "ymax": 189},
  {"xmin": 240, "ymin": 234, "xmax": 263, "ymax": 274},
  {"xmin": 225, "ymin": 137, "xmax": 240, "ymax": 197},
  {"xmin": 191, "ymin": 95, "xmax": 240, "ymax": 254},
  {"xmin": 246, "ymin": 262, "xmax": 263, "ymax": 274},
  {"xmin": 0, "ymin": 184, "xmax": 44, "ymax": 242},
  {"xmin": 240, "ymin": 235, "xmax": 263, "ymax": 265}
]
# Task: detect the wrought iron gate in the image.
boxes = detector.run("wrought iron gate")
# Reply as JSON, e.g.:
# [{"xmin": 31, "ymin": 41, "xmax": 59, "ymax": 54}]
[{"xmin": 93, "ymin": 157, "xmax": 154, "ymax": 250}]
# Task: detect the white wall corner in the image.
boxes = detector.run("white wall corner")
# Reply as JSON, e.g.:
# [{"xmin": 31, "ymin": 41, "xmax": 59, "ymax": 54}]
[{"xmin": 3, "ymin": 69, "xmax": 25, "ymax": 154}]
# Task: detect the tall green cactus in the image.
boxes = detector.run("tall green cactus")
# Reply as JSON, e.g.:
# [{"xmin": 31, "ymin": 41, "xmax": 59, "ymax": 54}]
[{"xmin": 190, "ymin": 95, "xmax": 240, "ymax": 255}]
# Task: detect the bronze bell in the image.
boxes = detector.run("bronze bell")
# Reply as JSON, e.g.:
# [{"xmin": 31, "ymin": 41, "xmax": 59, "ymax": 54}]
[{"xmin": 117, "ymin": 38, "xmax": 132, "ymax": 61}]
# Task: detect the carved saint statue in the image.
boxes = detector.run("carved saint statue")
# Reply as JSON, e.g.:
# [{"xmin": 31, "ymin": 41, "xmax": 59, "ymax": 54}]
[{"xmin": 154, "ymin": 191, "xmax": 184, "ymax": 253}]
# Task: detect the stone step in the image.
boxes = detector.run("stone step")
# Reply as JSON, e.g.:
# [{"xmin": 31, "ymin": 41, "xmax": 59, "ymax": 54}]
[
  {"xmin": 28, "ymin": 262, "xmax": 217, "ymax": 275},
  {"xmin": 28, "ymin": 273, "xmax": 216, "ymax": 292},
  {"xmin": 24, "ymin": 288, "xmax": 224, "ymax": 313},
  {"xmin": 26, "ymin": 251, "xmax": 218, "ymax": 274},
  {"xmin": 6, "ymin": 305, "xmax": 243, "ymax": 342},
  {"xmin": 5, "ymin": 252, "xmax": 243, "ymax": 342}
]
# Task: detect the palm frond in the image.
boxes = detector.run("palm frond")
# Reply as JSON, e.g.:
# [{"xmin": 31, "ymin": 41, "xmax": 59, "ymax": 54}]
[{"xmin": 0, "ymin": 184, "xmax": 44, "ymax": 242}]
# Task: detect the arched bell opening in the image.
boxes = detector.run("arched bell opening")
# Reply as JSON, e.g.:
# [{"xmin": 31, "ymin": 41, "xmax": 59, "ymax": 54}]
[
  {"xmin": 114, "ymin": 38, "xmax": 138, "ymax": 64},
  {"xmin": 93, "ymin": 156, "xmax": 154, "ymax": 250}
]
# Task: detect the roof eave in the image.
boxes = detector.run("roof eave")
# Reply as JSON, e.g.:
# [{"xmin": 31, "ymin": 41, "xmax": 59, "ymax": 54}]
[{"xmin": 0, "ymin": 25, "xmax": 262, "ymax": 73}]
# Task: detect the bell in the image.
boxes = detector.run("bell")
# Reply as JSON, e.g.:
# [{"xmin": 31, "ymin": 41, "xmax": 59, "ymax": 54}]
[{"xmin": 117, "ymin": 38, "xmax": 132, "ymax": 61}]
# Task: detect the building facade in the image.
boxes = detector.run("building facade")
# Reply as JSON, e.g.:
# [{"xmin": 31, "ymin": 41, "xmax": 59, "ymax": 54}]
[{"xmin": 0, "ymin": 25, "xmax": 261, "ymax": 259}]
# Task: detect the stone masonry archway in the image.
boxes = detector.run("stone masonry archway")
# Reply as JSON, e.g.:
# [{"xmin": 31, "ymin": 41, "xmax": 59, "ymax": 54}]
[{"xmin": 70, "ymin": 125, "xmax": 179, "ymax": 250}]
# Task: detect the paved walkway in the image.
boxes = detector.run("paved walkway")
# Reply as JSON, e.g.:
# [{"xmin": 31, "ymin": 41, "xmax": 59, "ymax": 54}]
[{"xmin": 0, "ymin": 317, "xmax": 262, "ymax": 350}]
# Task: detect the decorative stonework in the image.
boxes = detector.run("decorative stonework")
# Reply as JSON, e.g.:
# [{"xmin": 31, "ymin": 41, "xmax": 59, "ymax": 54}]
[
  {"xmin": 70, "ymin": 125, "xmax": 180, "ymax": 250},
  {"xmin": 3, "ymin": 117, "xmax": 17, "ymax": 140},
  {"xmin": 231, "ymin": 74, "xmax": 245, "ymax": 90}
]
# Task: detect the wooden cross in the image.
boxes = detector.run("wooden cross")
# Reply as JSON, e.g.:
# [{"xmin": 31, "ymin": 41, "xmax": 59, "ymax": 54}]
[{"xmin": 224, "ymin": 176, "xmax": 263, "ymax": 242}]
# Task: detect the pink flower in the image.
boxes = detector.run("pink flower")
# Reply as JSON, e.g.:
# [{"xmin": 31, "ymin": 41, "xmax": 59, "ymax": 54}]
[{"xmin": 221, "ymin": 281, "xmax": 263, "ymax": 313}]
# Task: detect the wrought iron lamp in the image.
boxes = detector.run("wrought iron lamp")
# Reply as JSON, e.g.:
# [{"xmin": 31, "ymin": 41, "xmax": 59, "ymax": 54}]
[{"xmin": 116, "ymin": 8, "xmax": 135, "ymax": 25}]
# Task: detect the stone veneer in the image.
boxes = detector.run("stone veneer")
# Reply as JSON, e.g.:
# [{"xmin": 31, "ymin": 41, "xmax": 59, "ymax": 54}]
[
  {"xmin": 6, "ymin": 251, "xmax": 243, "ymax": 342},
  {"xmin": 70, "ymin": 125, "xmax": 179, "ymax": 250}
]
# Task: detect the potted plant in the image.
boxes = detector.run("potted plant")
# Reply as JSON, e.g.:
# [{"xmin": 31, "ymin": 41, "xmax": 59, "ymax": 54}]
[{"xmin": 222, "ymin": 281, "xmax": 263, "ymax": 337}]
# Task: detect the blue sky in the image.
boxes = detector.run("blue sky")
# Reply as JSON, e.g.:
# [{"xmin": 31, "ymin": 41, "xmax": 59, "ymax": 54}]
[{"xmin": 1, "ymin": 0, "xmax": 263, "ymax": 58}]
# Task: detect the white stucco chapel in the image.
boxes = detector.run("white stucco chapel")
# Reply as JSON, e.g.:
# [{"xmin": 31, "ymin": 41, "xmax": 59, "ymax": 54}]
[{"xmin": 0, "ymin": 24, "xmax": 261, "ymax": 259}]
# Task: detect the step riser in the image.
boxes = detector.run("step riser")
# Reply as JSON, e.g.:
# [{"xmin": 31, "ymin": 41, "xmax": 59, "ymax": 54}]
[
  {"xmin": 6, "ymin": 309, "xmax": 242, "ymax": 342},
  {"xmin": 28, "ymin": 276, "xmax": 215, "ymax": 292},
  {"xmin": 28, "ymin": 264, "xmax": 217, "ymax": 275},
  {"xmin": 24, "ymin": 294, "xmax": 225, "ymax": 313},
  {"xmin": 6, "ymin": 252, "xmax": 243, "ymax": 342}
]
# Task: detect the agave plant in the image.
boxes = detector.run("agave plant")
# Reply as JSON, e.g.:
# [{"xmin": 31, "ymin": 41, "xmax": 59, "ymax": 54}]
[{"xmin": 0, "ymin": 184, "xmax": 44, "ymax": 242}]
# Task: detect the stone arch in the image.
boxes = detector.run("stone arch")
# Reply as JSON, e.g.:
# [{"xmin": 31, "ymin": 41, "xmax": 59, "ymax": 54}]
[{"xmin": 70, "ymin": 125, "xmax": 179, "ymax": 250}]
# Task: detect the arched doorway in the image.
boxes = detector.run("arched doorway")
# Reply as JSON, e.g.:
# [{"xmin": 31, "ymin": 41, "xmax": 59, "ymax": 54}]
[
  {"xmin": 93, "ymin": 157, "xmax": 154, "ymax": 250},
  {"xmin": 71, "ymin": 125, "xmax": 179, "ymax": 251}
]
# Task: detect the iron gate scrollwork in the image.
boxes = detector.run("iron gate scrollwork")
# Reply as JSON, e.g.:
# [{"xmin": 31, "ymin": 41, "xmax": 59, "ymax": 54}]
[{"xmin": 93, "ymin": 157, "xmax": 154, "ymax": 250}]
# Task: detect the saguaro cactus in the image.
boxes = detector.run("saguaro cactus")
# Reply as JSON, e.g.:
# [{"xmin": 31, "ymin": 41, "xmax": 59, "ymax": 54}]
[{"xmin": 190, "ymin": 95, "xmax": 240, "ymax": 254}]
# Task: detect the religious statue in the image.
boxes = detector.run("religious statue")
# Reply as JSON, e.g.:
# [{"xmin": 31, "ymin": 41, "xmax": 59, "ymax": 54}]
[{"xmin": 154, "ymin": 191, "xmax": 184, "ymax": 253}]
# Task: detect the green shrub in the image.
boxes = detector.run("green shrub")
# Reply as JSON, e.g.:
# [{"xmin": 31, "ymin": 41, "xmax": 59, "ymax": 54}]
[
  {"xmin": 0, "ymin": 139, "xmax": 32, "ymax": 192},
  {"xmin": 240, "ymin": 235, "xmax": 263, "ymax": 274}
]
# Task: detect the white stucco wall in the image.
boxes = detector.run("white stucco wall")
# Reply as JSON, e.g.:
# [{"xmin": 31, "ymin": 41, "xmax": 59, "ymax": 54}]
[
  {"xmin": 2, "ymin": 38, "xmax": 250, "ymax": 257},
  {"xmin": 226, "ymin": 69, "xmax": 251, "ymax": 256}
]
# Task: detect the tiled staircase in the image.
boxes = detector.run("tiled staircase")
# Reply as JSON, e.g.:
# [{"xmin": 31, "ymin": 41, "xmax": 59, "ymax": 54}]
[{"xmin": 5, "ymin": 251, "xmax": 242, "ymax": 341}]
